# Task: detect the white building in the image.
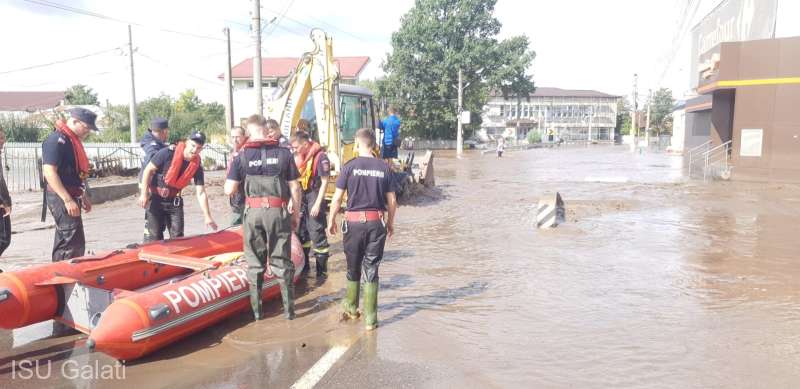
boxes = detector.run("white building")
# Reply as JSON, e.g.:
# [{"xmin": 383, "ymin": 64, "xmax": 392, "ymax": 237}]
[
  {"xmin": 224, "ymin": 56, "xmax": 370, "ymax": 125},
  {"xmin": 480, "ymin": 87, "xmax": 619, "ymax": 143}
]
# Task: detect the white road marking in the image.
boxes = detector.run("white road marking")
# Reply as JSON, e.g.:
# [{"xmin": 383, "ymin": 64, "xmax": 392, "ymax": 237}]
[{"xmin": 291, "ymin": 344, "xmax": 351, "ymax": 389}]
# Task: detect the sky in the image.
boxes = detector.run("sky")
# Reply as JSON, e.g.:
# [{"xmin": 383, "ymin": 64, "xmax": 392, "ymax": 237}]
[{"xmin": 0, "ymin": 0, "xmax": 720, "ymax": 106}]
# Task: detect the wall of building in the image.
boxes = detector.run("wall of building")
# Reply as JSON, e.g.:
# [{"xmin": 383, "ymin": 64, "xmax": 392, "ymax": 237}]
[
  {"xmin": 714, "ymin": 37, "xmax": 800, "ymax": 182},
  {"xmin": 669, "ymin": 108, "xmax": 686, "ymax": 152},
  {"xmin": 685, "ymin": 110, "xmax": 712, "ymax": 152},
  {"xmin": 480, "ymin": 95, "xmax": 618, "ymax": 142}
]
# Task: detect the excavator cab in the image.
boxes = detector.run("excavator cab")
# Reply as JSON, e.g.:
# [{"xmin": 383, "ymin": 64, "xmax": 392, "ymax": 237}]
[
  {"xmin": 337, "ymin": 84, "xmax": 379, "ymax": 160},
  {"xmin": 298, "ymin": 84, "xmax": 378, "ymax": 200}
]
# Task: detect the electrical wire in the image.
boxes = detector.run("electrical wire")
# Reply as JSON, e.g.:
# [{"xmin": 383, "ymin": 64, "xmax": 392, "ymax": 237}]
[
  {"xmin": 136, "ymin": 51, "xmax": 223, "ymax": 86},
  {"xmin": 263, "ymin": 0, "xmax": 296, "ymax": 37},
  {"xmin": 21, "ymin": 0, "xmax": 248, "ymax": 44},
  {"xmin": 0, "ymin": 46, "xmax": 122, "ymax": 75},
  {"xmin": 5, "ymin": 70, "xmax": 118, "ymax": 88}
]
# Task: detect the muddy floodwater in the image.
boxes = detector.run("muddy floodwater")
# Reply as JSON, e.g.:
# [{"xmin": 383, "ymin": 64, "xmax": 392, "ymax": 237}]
[{"xmin": 2, "ymin": 145, "xmax": 800, "ymax": 388}]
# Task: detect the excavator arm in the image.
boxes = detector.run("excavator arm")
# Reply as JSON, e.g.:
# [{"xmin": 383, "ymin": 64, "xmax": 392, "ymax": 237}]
[{"xmin": 264, "ymin": 29, "xmax": 343, "ymax": 170}]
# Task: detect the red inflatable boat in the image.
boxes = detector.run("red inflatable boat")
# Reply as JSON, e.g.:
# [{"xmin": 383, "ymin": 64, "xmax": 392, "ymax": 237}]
[{"xmin": 0, "ymin": 226, "xmax": 304, "ymax": 361}]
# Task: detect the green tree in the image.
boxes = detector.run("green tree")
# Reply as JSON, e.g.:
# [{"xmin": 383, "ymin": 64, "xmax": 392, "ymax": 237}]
[
  {"xmin": 78, "ymin": 88, "xmax": 224, "ymax": 143},
  {"xmin": 88, "ymin": 104, "xmax": 130, "ymax": 142},
  {"xmin": 175, "ymin": 89, "xmax": 201, "ymax": 113},
  {"xmin": 379, "ymin": 0, "xmax": 534, "ymax": 139},
  {"xmin": 64, "ymin": 84, "xmax": 99, "ymax": 105},
  {"xmin": 0, "ymin": 114, "xmax": 47, "ymax": 142},
  {"xmin": 616, "ymin": 98, "xmax": 632, "ymax": 136},
  {"xmin": 649, "ymin": 88, "xmax": 675, "ymax": 135},
  {"xmin": 488, "ymin": 35, "xmax": 536, "ymax": 126}
]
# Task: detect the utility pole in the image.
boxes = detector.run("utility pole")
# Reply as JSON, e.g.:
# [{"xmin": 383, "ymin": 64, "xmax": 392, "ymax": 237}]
[
  {"xmin": 252, "ymin": 0, "xmax": 263, "ymax": 115},
  {"xmin": 456, "ymin": 69, "xmax": 463, "ymax": 157},
  {"xmin": 224, "ymin": 27, "xmax": 234, "ymax": 130},
  {"xmin": 645, "ymin": 89, "xmax": 652, "ymax": 150},
  {"xmin": 631, "ymin": 73, "xmax": 638, "ymax": 151},
  {"xmin": 128, "ymin": 25, "xmax": 137, "ymax": 144}
]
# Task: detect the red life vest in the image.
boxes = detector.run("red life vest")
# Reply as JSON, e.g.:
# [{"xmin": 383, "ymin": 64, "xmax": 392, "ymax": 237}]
[
  {"xmin": 242, "ymin": 139, "xmax": 279, "ymax": 149},
  {"xmin": 163, "ymin": 142, "xmax": 201, "ymax": 190}
]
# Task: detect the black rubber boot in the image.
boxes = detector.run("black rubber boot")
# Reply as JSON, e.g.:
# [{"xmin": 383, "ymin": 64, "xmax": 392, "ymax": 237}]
[
  {"xmin": 315, "ymin": 253, "xmax": 329, "ymax": 278},
  {"xmin": 301, "ymin": 247, "xmax": 311, "ymax": 277},
  {"xmin": 279, "ymin": 279, "xmax": 296, "ymax": 320}
]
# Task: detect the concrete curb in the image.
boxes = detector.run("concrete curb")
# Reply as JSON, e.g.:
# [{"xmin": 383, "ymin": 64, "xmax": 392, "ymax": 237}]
[{"xmin": 88, "ymin": 182, "xmax": 138, "ymax": 205}]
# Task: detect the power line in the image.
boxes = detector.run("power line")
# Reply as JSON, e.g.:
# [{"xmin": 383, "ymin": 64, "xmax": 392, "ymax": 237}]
[
  {"xmin": 286, "ymin": 11, "xmax": 364, "ymax": 42},
  {"xmin": 136, "ymin": 51, "xmax": 223, "ymax": 86},
  {"xmin": 0, "ymin": 46, "xmax": 122, "ymax": 75},
  {"xmin": 264, "ymin": 0, "xmax": 297, "ymax": 37},
  {"xmin": 6, "ymin": 70, "xmax": 118, "ymax": 88},
  {"xmin": 21, "ymin": 0, "xmax": 248, "ymax": 44}
]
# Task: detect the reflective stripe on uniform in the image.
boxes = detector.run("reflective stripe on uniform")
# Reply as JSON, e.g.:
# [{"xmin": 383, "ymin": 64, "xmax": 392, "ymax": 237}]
[{"xmin": 312, "ymin": 247, "xmax": 329, "ymax": 254}]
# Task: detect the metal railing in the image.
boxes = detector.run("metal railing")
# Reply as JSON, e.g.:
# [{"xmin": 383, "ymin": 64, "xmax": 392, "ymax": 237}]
[
  {"xmin": 2, "ymin": 142, "xmax": 230, "ymax": 192},
  {"xmin": 687, "ymin": 140, "xmax": 711, "ymax": 179},
  {"xmin": 702, "ymin": 140, "xmax": 732, "ymax": 182}
]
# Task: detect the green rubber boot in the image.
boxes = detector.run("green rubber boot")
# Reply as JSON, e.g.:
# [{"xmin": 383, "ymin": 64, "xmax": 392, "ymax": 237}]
[
  {"xmin": 363, "ymin": 282, "xmax": 379, "ymax": 331},
  {"xmin": 279, "ymin": 279, "xmax": 296, "ymax": 320},
  {"xmin": 249, "ymin": 275, "xmax": 264, "ymax": 321},
  {"xmin": 341, "ymin": 280, "xmax": 361, "ymax": 320}
]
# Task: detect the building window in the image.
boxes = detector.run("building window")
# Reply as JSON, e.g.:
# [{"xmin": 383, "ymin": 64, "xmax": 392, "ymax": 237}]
[
  {"xmin": 499, "ymin": 105, "xmax": 505, "ymax": 117},
  {"xmin": 246, "ymin": 81, "xmax": 277, "ymax": 88}
]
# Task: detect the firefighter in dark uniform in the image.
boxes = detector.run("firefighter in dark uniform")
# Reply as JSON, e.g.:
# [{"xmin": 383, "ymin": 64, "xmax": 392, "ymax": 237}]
[
  {"xmin": 138, "ymin": 118, "xmax": 170, "ymax": 229},
  {"xmin": 42, "ymin": 108, "xmax": 98, "ymax": 261},
  {"xmin": 291, "ymin": 130, "xmax": 331, "ymax": 278},
  {"xmin": 228, "ymin": 126, "xmax": 248, "ymax": 226},
  {"xmin": 138, "ymin": 132, "xmax": 217, "ymax": 242},
  {"xmin": 328, "ymin": 128, "xmax": 397, "ymax": 331},
  {"xmin": 224, "ymin": 115, "xmax": 301, "ymax": 320},
  {"xmin": 140, "ymin": 118, "xmax": 169, "ymax": 174}
]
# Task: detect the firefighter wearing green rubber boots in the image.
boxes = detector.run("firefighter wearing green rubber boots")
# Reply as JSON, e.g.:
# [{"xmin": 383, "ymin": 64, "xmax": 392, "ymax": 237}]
[
  {"xmin": 328, "ymin": 128, "xmax": 397, "ymax": 330},
  {"xmin": 225, "ymin": 115, "xmax": 301, "ymax": 320}
]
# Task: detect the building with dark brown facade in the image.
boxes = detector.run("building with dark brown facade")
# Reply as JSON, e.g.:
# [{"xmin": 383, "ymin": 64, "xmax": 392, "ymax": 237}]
[{"xmin": 696, "ymin": 35, "xmax": 800, "ymax": 182}]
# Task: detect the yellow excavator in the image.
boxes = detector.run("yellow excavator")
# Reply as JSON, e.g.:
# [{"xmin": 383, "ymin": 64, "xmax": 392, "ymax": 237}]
[{"xmin": 263, "ymin": 28, "xmax": 427, "ymax": 198}]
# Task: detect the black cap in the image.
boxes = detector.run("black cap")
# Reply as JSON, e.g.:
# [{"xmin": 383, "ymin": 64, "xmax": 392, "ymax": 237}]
[
  {"xmin": 150, "ymin": 117, "xmax": 168, "ymax": 131},
  {"xmin": 189, "ymin": 131, "xmax": 206, "ymax": 145},
  {"xmin": 68, "ymin": 108, "xmax": 99, "ymax": 131}
]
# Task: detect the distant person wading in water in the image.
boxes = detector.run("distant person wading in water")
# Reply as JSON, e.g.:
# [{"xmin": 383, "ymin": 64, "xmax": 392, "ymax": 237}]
[{"xmin": 496, "ymin": 137, "xmax": 505, "ymax": 158}]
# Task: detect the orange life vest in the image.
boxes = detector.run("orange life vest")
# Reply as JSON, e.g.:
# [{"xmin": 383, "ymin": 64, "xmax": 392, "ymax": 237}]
[{"xmin": 163, "ymin": 142, "xmax": 201, "ymax": 190}]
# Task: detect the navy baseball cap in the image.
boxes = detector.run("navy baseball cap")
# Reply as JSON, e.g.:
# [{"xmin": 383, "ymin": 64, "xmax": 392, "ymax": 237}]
[
  {"xmin": 150, "ymin": 117, "xmax": 169, "ymax": 131},
  {"xmin": 189, "ymin": 131, "xmax": 206, "ymax": 145},
  {"xmin": 68, "ymin": 108, "xmax": 99, "ymax": 131}
]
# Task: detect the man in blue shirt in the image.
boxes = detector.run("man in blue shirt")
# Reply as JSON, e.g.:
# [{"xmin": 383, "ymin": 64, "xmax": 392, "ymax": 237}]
[{"xmin": 380, "ymin": 107, "xmax": 401, "ymax": 162}]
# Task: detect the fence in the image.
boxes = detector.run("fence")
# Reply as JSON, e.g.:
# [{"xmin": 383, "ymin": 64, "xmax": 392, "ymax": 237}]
[{"xmin": 1, "ymin": 142, "xmax": 230, "ymax": 192}]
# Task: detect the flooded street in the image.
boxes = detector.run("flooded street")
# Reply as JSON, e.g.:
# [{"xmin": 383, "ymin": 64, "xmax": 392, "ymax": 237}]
[{"xmin": 2, "ymin": 145, "xmax": 800, "ymax": 388}]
